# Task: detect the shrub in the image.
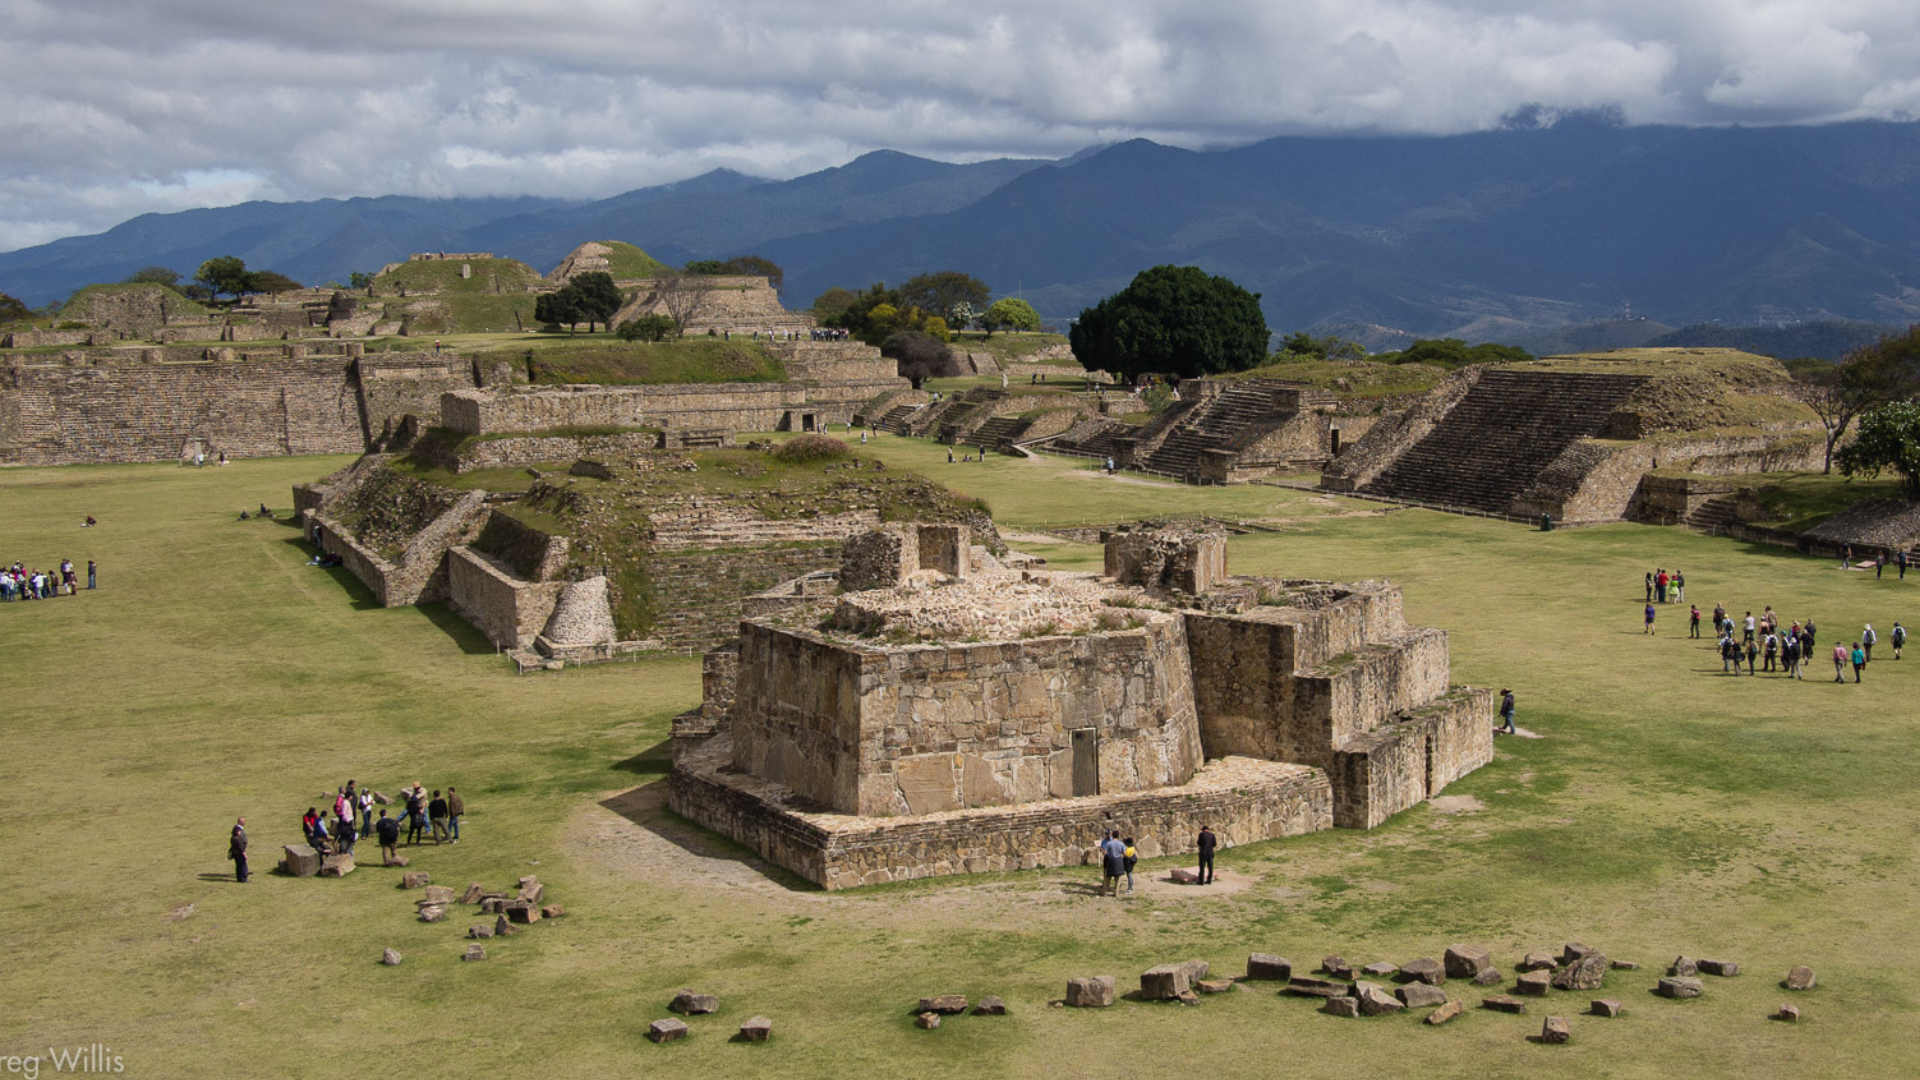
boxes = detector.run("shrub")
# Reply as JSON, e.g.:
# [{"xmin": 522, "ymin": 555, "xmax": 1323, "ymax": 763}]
[
  {"xmin": 771, "ymin": 434, "xmax": 853, "ymax": 465},
  {"xmin": 616, "ymin": 313, "xmax": 676, "ymax": 342}
]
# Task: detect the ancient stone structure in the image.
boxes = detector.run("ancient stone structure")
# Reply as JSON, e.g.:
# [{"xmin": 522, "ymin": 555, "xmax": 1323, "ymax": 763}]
[
  {"xmin": 1322, "ymin": 352, "xmax": 1825, "ymax": 524},
  {"xmin": 668, "ymin": 524, "xmax": 1492, "ymax": 889}
]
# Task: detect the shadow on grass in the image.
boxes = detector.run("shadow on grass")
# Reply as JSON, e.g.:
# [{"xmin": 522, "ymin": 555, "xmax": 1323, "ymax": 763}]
[
  {"xmin": 418, "ymin": 601, "xmax": 499, "ymax": 656},
  {"xmin": 279, "ymin": 535, "xmax": 384, "ymax": 610},
  {"xmin": 597, "ymin": 780, "xmax": 821, "ymax": 892}
]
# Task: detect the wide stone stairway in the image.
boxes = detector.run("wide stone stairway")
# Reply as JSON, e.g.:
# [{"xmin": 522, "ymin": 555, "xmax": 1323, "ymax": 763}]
[
  {"xmin": 1137, "ymin": 382, "xmax": 1292, "ymax": 481},
  {"xmin": 1358, "ymin": 369, "xmax": 1648, "ymax": 514}
]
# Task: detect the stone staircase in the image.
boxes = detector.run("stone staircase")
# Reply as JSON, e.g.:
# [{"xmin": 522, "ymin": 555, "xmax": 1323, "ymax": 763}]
[
  {"xmin": 1358, "ymin": 370, "xmax": 1649, "ymax": 514},
  {"xmin": 1136, "ymin": 382, "xmax": 1293, "ymax": 482},
  {"xmin": 966, "ymin": 416, "xmax": 1030, "ymax": 452},
  {"xmin": 875, "ymin": 404, "xmax": 921, "ymax": 433},
  {"xmin": 1040, "ymin": 418, "xmax": 1133, "ymax": 460},
  {"xmin": 1685, "ymin": 496, "xmax": 1737, "ymax": 533}
]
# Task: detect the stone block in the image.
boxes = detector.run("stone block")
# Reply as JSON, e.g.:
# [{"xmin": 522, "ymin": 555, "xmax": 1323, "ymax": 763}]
[
  {"xmin": 1400, "ymin": 957, "xmax": 1446, "ymax": 986},
  {"xmin": 739, "ymin": 1016, "xmax": 773, "ymax": 1041},
  {"xmin": 319, "ymin": 854, "xmax": 354, "ymax": 877},
  {"xmin": 418, "ymin": 905, "xmax": 447, "ymax": 923},
  {"xmin": 495, "ymin": 915, "xmax": 517, "ymax": 937},
  {"xmin": 1323, "ymin": 996, "xmax": 1361, "ymax": 1018},
  {"xmin": 1610, "ymin": 960, "xmax": 1639, "ymax": 971},
  {"xmin": 1552, "ymin": 953, "xmax": 1609, "ymax": 992},
  {"xmin": 463, "ymin": 944, "xmax": 487, "ymax": 962},
  {"xmin": 421, "ymin": 885, "xmax": 455, "ymax": 905},
  {"xmin": 1196, "ymin": 979, "xmax": 1235, "ymax": 994},
  {"xmin": 1176, "ymin": 990, "xmax": 1201, "ymax": 1006},
  {"xmin": 1285, "ymin": 977, "xmax": 1344, "ymax": 998},
  {"xmin": 1065, "ymin": 976, "xmax": 1115, "ymax": 1007},
  {"xmin": 1320, "ymin": 956, "xmax": 1351, "ymax": 979},
  {"xmin": 1444, "ymin": 945, "xmax": 1492, "ymax": 980},
  {"xmin": 1356, "ymin": 985, "xmax": 1405, "ymax": 1016},
  {"xmin": 1559, "ymin": 942, "xmax": 1597, "ymax": 965},
  {"xmin": 1426, "ymin": 1000, "xmax": 1465, "ymax": 1025},
  {"xmin": 1698, "ymin": 959, "xmax": 1739, "ymax": 977},
  {"xmin": 1176, "ymin": 959, "xmax": 1210, "ymax": 983},
  {"xmin": 1482, "ymin": 995, "xmax": 1527, "ymax": 1014},
  {"xmin": 1516, "ymin": 971, "xmax": 1552, "ymax": 996},
  {"xmin": 671, "ymin": 990, "xmax": 720, "ymax": 1015},
  {"xmin": 460, "ymin": 883, "xmax": 485, "ymax": 904},
  {"xmin": 1591, "ymin": 999, "xmax": 1622, "ymax": 1018},
  {"xmin": 468, "ymin": 924, "xmax": 494, "ymax": 939},
  {"xmin": 1472, "ymin": 968, "xmax": 1504, "ymax": 987},
  {"xmin": 1541, "ymin": 1016, "xmax": 1571, "ymax": 1044},
  {"xmin": 401, "ymin": 872, "xmax": 431, "ymax": 889},
  {"xmin": 541, "ymin": 904, "xmax": 565, "ymax": 919},
  {"xmin": 1775, "ymin": 1004, "xmax": 1800, "ymax": 1022},
  {"xmin": 973, "ymin": 996, "xmax": 1007, "ymax": 1015},
  {"xmin": 385, "ymin": 855, "xmax": 409, "ymax": 867},
  {"xmin": 915, "ymin": 1012, "xmax": 941, "ymax": 1030},
  {"xmin": 519, "ymin": 875, "xmax": 539, "ymax": 889},
  {"xmin": 1657, "ymin": 977, "xmax": 1704, "ymax": 999},
  {"xmin": 481, "ymin": 898, "xmax": 505, "ymax": 914},
  {"xmin": 1397, "ymin": 984, "xmax": 1448, "ymax": 1008},
  {"xmin": 506, "ymin": 902, "xmax": 540, "ymax": 924},
  {"xmin": 649, "ymin": 1018, "xmax": 688, "ymax": 1043},
  {"xmin": 1361, "ymin": 962, "xmax": 1399, "ymax": 978},
  {"xmin": 917, "ymin": 995, "xmax": 967, "ymax": 1015},
  {"xmin": 282, "ymin": 844, "xmax": 321, "ymax": 878},
  {"xmin": 1669, "ymin": 955, "xmax": 1698, "ymax": 977},
  {"xmin": 381, "ymin": 948, "xmax": 402, "ymax": 966},
  {"xmin": 1784, "ymin": 966, "xmax": 1816, "ymax": 991},
  {"xmin": 1246, "ymin": 954, "xmax": 1292, "ymax": 981},
  {"xmin": 518, "ymin": 882, "xmax": 546, "ymax": 905},
  {"xmin": 1518, "ymin": 952, "xmax": 1558, "ymax": 972},
  {"xmin": 1169, "ymin": 868, "xmax": 1200, "ymax": 885},
  {"xmin": 1141, "ymin": 965, "xmax": 1191, "ymax": 1001}
]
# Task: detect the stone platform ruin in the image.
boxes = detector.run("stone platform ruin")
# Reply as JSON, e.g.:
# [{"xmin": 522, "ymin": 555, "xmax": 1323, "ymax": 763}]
[{"xmin": 667, "ymin": 523, "xmax": 1493, "ymax": 889}]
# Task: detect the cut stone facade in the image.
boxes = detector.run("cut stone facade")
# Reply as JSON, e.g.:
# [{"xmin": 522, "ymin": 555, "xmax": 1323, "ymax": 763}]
[{"xmin": 668, "ymin": 524, "xmax": 1494, "ymax": 889}]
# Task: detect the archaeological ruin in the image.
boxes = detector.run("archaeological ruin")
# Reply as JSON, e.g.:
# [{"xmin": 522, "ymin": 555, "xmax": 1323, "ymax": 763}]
[{"xmin": 668, "ymin": 523, "xmax": 1493, "ymax": 889}]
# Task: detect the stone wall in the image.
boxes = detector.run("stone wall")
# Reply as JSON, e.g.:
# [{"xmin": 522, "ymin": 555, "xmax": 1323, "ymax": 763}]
[
  {"xmin": 1200, "ymin": 412, "xmax": 1335, "ymax": 483},
  {"xmin": 1330, "ymin": 689, "xmax": 1494, "ymax": 828},
  {"xmin": 1320, "ymin": 368, "xmax": 1483, "ymax": 493},
  {"xmin": 647, "ymin": 545, "xmax": 845, "ymax": 650},
  {"xmin": 0, "ymin": 351, "xmax": 474, "ymax": 466},
  {"xmin": 440, "ymin": 371, "xmax": 906, "ymax": 440},
  {"xmin": 671, "ymin": 742, "xmax": 1332, "ymax": 889},
  {"xmin": 1104, "ymin": 528, "xmax": 1229, "ymax": 594},
  {"xmin": 1513, "ymin": 433, "xmax": 1827, "ymax": 524},
  {"xmin": 612, "ymin": 277, "xmax": 813, "ymax": 334},
  {"xmin": 446, "ymin": 545, "xmax": 567, "ymax": 649},
  {"xmin": 471, "ymin": 511, "xmax": 568, "ymax": 580},
  {"xmin": 312, "ymin": 488, "xmax": 489, "ymax": 607}
]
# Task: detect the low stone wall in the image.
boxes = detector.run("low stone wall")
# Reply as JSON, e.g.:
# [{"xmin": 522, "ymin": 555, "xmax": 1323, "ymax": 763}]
[
  {"xmin": 446, "ymin": 546, "xmax": 567, "ymax": 649},
  {"xmin": 312, "ymin": 488, "xmax": 488, "ymax": 607},
  {"xmin": 1329, "ymin": 689, "xmax": 1493, "ymax": 828},
  {"xmin": 1201, "ymin": 413, "xmax": 1334, "ymax": 482},
  {"xmin": 670, "ymin": 742, "xmax": 1333, "ymax": 890},
  {"xmin": 1515, "ymin": 432, "xmax": 1826, "ymax": 524},
  {"xmin": 471, "ymin": 511, "xmax": 568, "ymax": 580},
  {"xmin": 440, "ymin": 377, "xmax": 904, "ymax": 439},
  {"xmin": 1320, "ymin": 368, "xmax": 1482, "ymax": 493},
  {"xmin": 648, "ymin": 545, "xmax": 845, "ymax": 651}
]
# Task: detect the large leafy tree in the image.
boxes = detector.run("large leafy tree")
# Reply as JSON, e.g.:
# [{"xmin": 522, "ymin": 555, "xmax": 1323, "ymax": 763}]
[
  {"xmin": 194, "ymin": 256, "xmax": 251, "ymax": 300},
  {"xmin": 981, "ymin": 297, "xmax": 1040, "ymax": 337},
  {"xmin": 247, "ymin": 270, "xmax": 303, "ymax": 295},
  {"xmin": 1838, "ymin": 399, "xmax": 1920, "ymax": 498},
  {"xmin": 898, "ymin": 271, "xmax": 991, "ymax": 319},
  {"xmin": 570, "ymin": 272, "xmax": 623, "ymax": 332},
  {"xmin": 0, "ymin": 292, "xmax": 30, "ymax": 323},
  {"xmin": 125, "ymin": 266, "xmax": 180, "ymax": 287},
  {"xmin": 1795, "ymin": 326, "xmax": 1920, "ymax": 473},
  {"xmin": 534, "ymin": 288, "xmax": 584, "ymax": 334},
  {"xmin": 1068, "ymin": 265, "xmax": 1269, "ymax": 381}
]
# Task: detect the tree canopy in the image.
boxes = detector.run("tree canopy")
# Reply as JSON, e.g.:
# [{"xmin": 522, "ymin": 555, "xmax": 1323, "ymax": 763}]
[
  {"xmin": 1372, "ymin": 338, "xmax": 1530, "ymax": 367},
  {"xmin": 1838, "ymin": 399, "xmax": 1920, "ymax": 498},
  {"xmin": 684, "ymin": 255, "xmax": 783, "ymax": 292},
  {"xmin": 1274, "ymin": 330, "xmax": 1366, "ymax": 361},
  {"xmin": 194, "ymin": 256, "xmax": 250, "ymax": 300},
  {"xmin": 1068, "ymin": 265, "xmax": 1269, "ymax": 381},
  {"xmin": 125, "ymin": 266, "xmax": 179, "ymax": 287},
  {"xmin": 1795, "ymin": 325, "xmax": 1920, "ymax": 472},
  {"xmin": 982, "ymin": 297, "xmax": 1040, "ymax": 336},
  {"xmin": 897, "ymin": 271, "xmax": 990, "ymax": 320},
  {"xmin": 0, "ymin": 292, "xmax": 30, "ymax": 324},
  {"xmin": 248, "ymin": 270, "xmax": 303, "ymax": 295},
  {"xmin": 536, "ymin": 271, "xmax": 623, "ymax": 334}
]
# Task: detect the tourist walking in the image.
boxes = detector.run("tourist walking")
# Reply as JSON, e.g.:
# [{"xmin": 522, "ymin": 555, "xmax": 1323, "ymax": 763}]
[
  {"xmin": 1644, "ymin": 603, "xmax": 1656, "ymax": 635},
  {"xmin": 1122, "ymin": 837, "xmax": 1138, "ymax": 894},
  {"xmin": 1674, "ymin": 570, "xmax": 1686, "ymax": 603},
  {"xmin": 1863, "ymin": 624, "xmax": 1878, "ymax": 662},
  {"xmin": 1497, "ymin": 688, "xmax": 1516, "ymax": 734},
  {"xmin": 1852, "ymin": 642, "xmax": 1867, "ymax": 682},
  {"xmin": 1690, "ymin": 605, "xmax": 1701, "ymax": 638},
  {"xmin": 429, "ymin": 789, "xmax": 450, "ymax": 844},
  {"xmin": 1196, "ymin": 825, "xmax": 1217, "ymax": 885},
  {"xmin": 229, "ymin": 818, "xmax": 249, "ymax": 883},
  {"xmin": 1100, "ymin": 830, "xmax": 1125, "ymax": 896},
  {"xmin": 375, "ymin": 810, "xmax": 400, "ymax": 865},
  {"xmin": 1783, "ymin": 632, "xmax": 1802, "ymax": 679},
  {"xmin": 1745, "ymin": 636, "xmax": 1759, "ymax": 675},
  {"xmin": 447, "ymin": 787, "xmax": 464, "ymax": 841},
  {"xmin": 1743, "ymin": 611, "xmax": 1756, "ymax": 643},
  {"xmin": 1721, "ymin": 632, "xmax": 1737, "ymax": 674},
  {"xmin": 405, "ymin": 784, "xmax": 426, "ymax": 846},
  {"xmin": 1645, "ymin": 572, "xmax": 1653, "ymax": 603},
  {"xmin": 1893, "ymin": 622, "xmax": 1907, "ymax": 659},
  {"xmin": 1763, "ymin": 631, "xmax": 1778, "ymax": 672},
  {"xmin": 1833, "ymin": 643, "xmax": 1849, "ymax": 682},
  {"xmin": 1877, "ymin": 552, "xmax": 1887, "ymax": 579},
  {"xmin": 1901, "ymin": 551, "xmax": 1911, "ymax": 579},
  {"xmin": 85, "ymin": 561, "xmax": 95, "ymax": 589}
]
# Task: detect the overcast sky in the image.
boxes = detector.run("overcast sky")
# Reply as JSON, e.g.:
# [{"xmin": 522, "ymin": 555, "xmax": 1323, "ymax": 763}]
[{"xmin": 4, "ymin": 0, "xmax": 1917, "ymax": 251}]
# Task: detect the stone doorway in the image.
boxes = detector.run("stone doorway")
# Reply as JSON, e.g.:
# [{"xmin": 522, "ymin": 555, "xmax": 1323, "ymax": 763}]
[{"xmin": 1071, "ymin": 729, "xmax": 1100, "ymax": 797}]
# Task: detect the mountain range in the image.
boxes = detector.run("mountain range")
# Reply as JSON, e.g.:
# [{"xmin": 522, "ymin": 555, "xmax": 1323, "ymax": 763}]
[{"xmin": 7, "ymin": 116, "xmax": 1920, "ymax": 342}]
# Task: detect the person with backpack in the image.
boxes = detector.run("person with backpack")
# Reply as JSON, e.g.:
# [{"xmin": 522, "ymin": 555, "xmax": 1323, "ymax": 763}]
[
  {"xmin": 405, "ymin": 784, "xmax": 426, "ymax": 846},
  {"xmin": 375, "ymin": 809, "xmax": 400, "ymax": 865},
  {"xmin": 1893, "ymin": 622, "xmax": 1907, "ymax": 659},
  {"xmin": 1497, "ymin": 688, "xmax": 1516, "ymax": 734},
  {"xmin": 1690, "ymin": 605, "xmax": 1702, "ymax": 638},
  {"xmin": 1122, "ymin": 837, "xmax": 1138, "ymax": 895},
  {"xmin": 1863, "ymin": 624, "xmax": 1878, "ymax": 662}
]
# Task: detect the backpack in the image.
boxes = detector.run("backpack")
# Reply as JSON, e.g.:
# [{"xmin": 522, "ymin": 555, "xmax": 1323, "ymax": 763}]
[{"xmin": 1896, "ymin": 626, "xmax": 1908, "ymax": 645}]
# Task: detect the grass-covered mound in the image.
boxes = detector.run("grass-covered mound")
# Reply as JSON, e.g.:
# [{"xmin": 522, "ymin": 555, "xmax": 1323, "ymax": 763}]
[
  {"xmin": 367, "ymin": 257, "xmax": 548, "ymax": 335},
  {"xmin": 593, "ymin": 240, "xmax": 669, "ymax": 279},
  {"xmin": 503, "ymin": 338, "xmax": 787, "ymax": 385},
  {"xmin": 57, "ymin": 281, "xmax": 210, "ymax": 324},
  {"xmin": 372, "ymin": 257, "xmax": 545, "ymax": 295},
  {"xmin": 1536, "ymin": 347, "xmax": 1817, "ymax": 434}
]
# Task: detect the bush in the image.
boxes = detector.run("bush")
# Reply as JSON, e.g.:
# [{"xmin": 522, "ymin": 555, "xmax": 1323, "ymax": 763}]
[
  {"xmin": 616, "ymin": 314, "xmax": 676, "ymax": 342},
  {"xmin": 771, "ymin": 434, "xmax": 853, "ymax": 465}
]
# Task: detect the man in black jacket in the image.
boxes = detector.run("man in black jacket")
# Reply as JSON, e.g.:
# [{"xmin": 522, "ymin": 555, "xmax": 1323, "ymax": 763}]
[
  {"xmin": 375, "ymin": 810, "xmax": 401, "ymax": 865},
  {"xmin": 428, "ymin": 790, "xmax": 450, "ymax": 845},
  {"xmin": 229, "ymin": 818, "xmax": 249, "ymax": 882},
  {"xmin": 1196, "ymin": 825, "xmax": 1217, "ymax": 885}
]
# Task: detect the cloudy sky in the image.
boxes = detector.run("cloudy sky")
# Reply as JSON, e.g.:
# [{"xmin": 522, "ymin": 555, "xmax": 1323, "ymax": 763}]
[{"xmin": 4, "ymin": 0, "xmax": 1918, "ymax": 251}]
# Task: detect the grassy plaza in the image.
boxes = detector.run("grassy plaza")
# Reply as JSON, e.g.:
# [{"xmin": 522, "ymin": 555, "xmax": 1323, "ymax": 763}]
[{"xmin": 2, "ymin": 437, "xmax": 1915, "ymax": 1078}]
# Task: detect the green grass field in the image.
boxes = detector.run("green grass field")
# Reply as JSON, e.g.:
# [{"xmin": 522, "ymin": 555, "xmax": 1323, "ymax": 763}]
[{"xmin": 3, "ymin": 442, "xmax": 1917, "ymax": 1079}]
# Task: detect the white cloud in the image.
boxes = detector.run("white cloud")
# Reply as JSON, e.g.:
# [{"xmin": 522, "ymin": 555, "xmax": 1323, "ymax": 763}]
[{"xmin": 4, "ymin": 0, "xmax": 1920, "ymax": 249}]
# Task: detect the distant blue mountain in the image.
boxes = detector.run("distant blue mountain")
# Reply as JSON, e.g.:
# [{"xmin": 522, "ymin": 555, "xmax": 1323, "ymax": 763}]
[{"xmin": 8, "ymin": 119, "xmax": 1920, "ymax": 340}]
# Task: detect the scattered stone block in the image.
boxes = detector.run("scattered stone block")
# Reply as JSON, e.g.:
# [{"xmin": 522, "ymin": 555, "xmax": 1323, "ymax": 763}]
[
  {"xmin": 1320, "ymin": 956, "xmax": 1352, "ymax": 979},
  {"xmin": 418, "ymin": 904, "xmax": 447, "ymax": 923},
  {"xmin": 1401, "ymin": 957, "xmax": 1446, "ymax": 986},
  {"xmin": 463, "ymin": 944, "xmax": 486, "ymax": 962},
  {"xmin": 1141, "ymin": 965, "xmax": 1191, "ymax": 1001},
  {"xmin": 1397, "ymin": 984, "xmax": 1448, "ymax": 1009},
  {"xmin": 1670, "ymin": 956, "xmax": 1698, "ymax": 977},
  {"xmin": 381, "ymin": 948, "xmax": 402, "ymax": 966},
  {"xmin": 1591, "ymin": 999, "xmax": 1623, "ymax": 1018},
  {"xmin": 518, "ymin": 875, "xmax": 540, "ymax": 889},
  {"xmin": 973, "ymin": 996, "xmax": 1007, "ymax": 1015},
  {"xmin": 1784, "ymin": 966, "xmax": 1816, "ymax": 991},
  {"xmin": 1444, "ymin": 945, "xmax": 1492, "ymax": 980},
  {"xmin": 506, "ymin": 902, "xmax": 540, "ymax": 924},
  {"xmin": 1610, "ymin": 960, "xmax": 1640, "ymax": 971},
  {"xmin": 1176, "ymin": 959, "xmax": 1210, "ymax": 983},
  {"xmin": 1426, "ymin": 1000, "xmax": 1465, "ymax": 1025},
  {"xmin": 1657, "ymin": 977, "xmax": 1704, "ymax": 999},
  {"xmin": 468, "ymin": 924, "xmax": 494, "ymax": 940},
  {"xmin": 372, "ymin": 791, "xmax": 390, "ymax": 805},
  {"xmin": 480, "ymin": 898, "xmax": 505, "ymax": 915},
  {"xmin": 480, "ymin": 891, "xmax": 509, "ymax": 903},
  {"xmin": 739, "ymin": 1016, "xmax": 773, "ymax": 1041},
  {"xmin": 649, "ymin": 1018, "xmax": 688, "ymax": 1043},
  {"xmin": 1246, "ymin": 954, "xmax": 1291, "ymax": 981},
  {"xmin": 1552, "ymin": 953, "xmax": 1609, "ymax": 991},
  {"xmin": 1560, "ymin": 943, "xmax": 1598, "ymax": 965},
  {"xmin": 494, "ymin": 915, "xmax": 518, "ymax": 937},
  {"xmin": 1698, "ymin": 959, "xmax": 1740, "ymax": 977},
  {"xmin": 1361, "ymin": 962, "xmax": 1399, "ymax": 978},
  {"xmin": 541, "ymin": 904, "xmax": 565, "ymax": 919},
  {"xmin": 1775, "ymin": 1004, "xmax": 1800, "ymax": 1023},
  {"xmin": 1356, "ymin": 985, "xmax": 1404, "ymax": 1016},
  {"xmin": 1516, "ymin": 971, "xmax": 1552, "ymax": 996},
  {"xmin": 1541, "ymin": 1016, "xmax": 1571, "ymax": 1044},
  {"xmin": 422, "ymin": 885, "xmax": 455, "ymax": 905},
  {"xmin": 1176, "ymin": 990, "xmax": 1201, "ymax": 1006},
  {"xmin": 1285, "ymin": 977, "xmax": 1344, "ymax": 998},
  {"xmin": 518, "ymin": 883, "xmax": 546, "ymax": 905},
  {"xmin": 1323, "ymin": 996, "xmax": 1361, "ymax": 1018},
  {"xmin": 459, "ymin": 883, "xmax": 485, "ymax": 904},
  {"xmin": 282, "ymin": 844, "xmax": 321, "ymax": 878},
  {"xmin": 385, "ymin": 855, "xmax": 409, "ymax": 868},
  {"xmin": 1472, "ymin": 969, "xmax": 1504, "ymax": 987},
  {"xmin": 671, "ymin": 990, "xmax": 720, "ymax": 1015},
  {"xmin": 319, "ymin": 854, "xmax": 354, "ymax": 877},
  {"xmin": 1196, "ymin": 979, "xmax": 1235, "ymax": 994},
  {"xmin": 1169, "ymin": 868, "xmax": 1199, "ymax": 884},
  {"xmin": 1519, "ymin": 952, "xmax": 1558, "ymax": 972},
  {"xmin": 400, "ymin": 872, "xmax": 430, "ymax": 889},
  {"xmin": 1482, "ymin": 995, "xmax": 1527, "ymax": 1014},
  {"xmin": 915, "ymin": 1012, "xmax": 941, "ymax": 1030},
  {"xmin": 917, "ymin": 995, "xmax": 967, "ymax": 1015},
  {"xmin": 1065, "ymin": 977, "xmax": 1115, "ymax": 1007}
]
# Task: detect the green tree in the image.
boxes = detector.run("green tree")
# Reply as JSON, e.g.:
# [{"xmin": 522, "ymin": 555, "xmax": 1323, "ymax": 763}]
[
  {"xmin": 0, "ymin": 292, "xmax": 30, "ymax": 324},
  {"xmin": 946, "ymin": 301, "xmax": 980, "ymax": 332},
  {"xmin": 1374, "ymin": 338, "xmax": 1531, "ymax": 368},
  {"xmin": 194, "ymin": 256, "xmax": 250, "ymax": 300},
  {"xmin": 1838, "ymin": 399, "xmax": 1920, "ymax": 497},
  {"xmin": 534, "ymin": 288, "xmax": 584, "ymax": 334},
  {"xmin": 349, "ymin": 271, "xmax": 375, "ymax": 290},
  {"xmin": 1068, "ymin": 265, "xmax": 1269, "ymax": 382},
  {"xmin": 1796, "ymin": 327, "xmax": 1920, "ymax": 472},
  {"xmin": 125, "ymin": 266, "xmax": 179, "ymax": 287},
  {"xmin": 570, "ymin": 272, "xmax": 624, "ymax": 332},
  {"xmin": 246, "ymin": 270, "xmax": 303, "ymax": 295},
  {"xmin": 882, "ymin": 331, "xmax": 952, "ymax": 388},
  {"xmin": 898, "ymin": 271, "xmax": 990, "ymax": 320},
  {"xmin": 684, "ymin": 255, "xmax": 784, "ymax": 292},
  {"xmin": 981, "ymin": 297, "xmax": 1040, "ymax": 337},
  {"xmin": 812, "ymin": 286, "xmax": 858, "ymax": 323},
  {"xmin": 616, "ymin": 313, "xmax": 676, "ymax": 341}
]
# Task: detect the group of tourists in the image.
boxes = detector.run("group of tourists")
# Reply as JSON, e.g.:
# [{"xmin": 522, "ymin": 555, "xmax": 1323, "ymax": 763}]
[
  {"xmin": 1095, "ymin": 825, "xmax": 1217, "ymax": 895},
  {"xmin": 808, "ymin": 328, "xmax": 852, "ymax": 341},
  {"xmin": 2, "ymin": 558, "xmax": 93, "ymax": 600},
  {"xmin": 1645, "ymin": 567, "xmax": 1687, "ymax": 605},
  {"xmin": 1649, "ymin": 580, "xmax": 1908, "ymax": 683},
  {"xmin": 282, "ymin": 779, "xmax": 466, "ymax": 875}
]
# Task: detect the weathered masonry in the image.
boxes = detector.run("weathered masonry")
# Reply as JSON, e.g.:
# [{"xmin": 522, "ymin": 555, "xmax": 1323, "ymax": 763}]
[{"xmin": 669, "ymin": 524, "xmax": 1494, "ymax": 889}]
